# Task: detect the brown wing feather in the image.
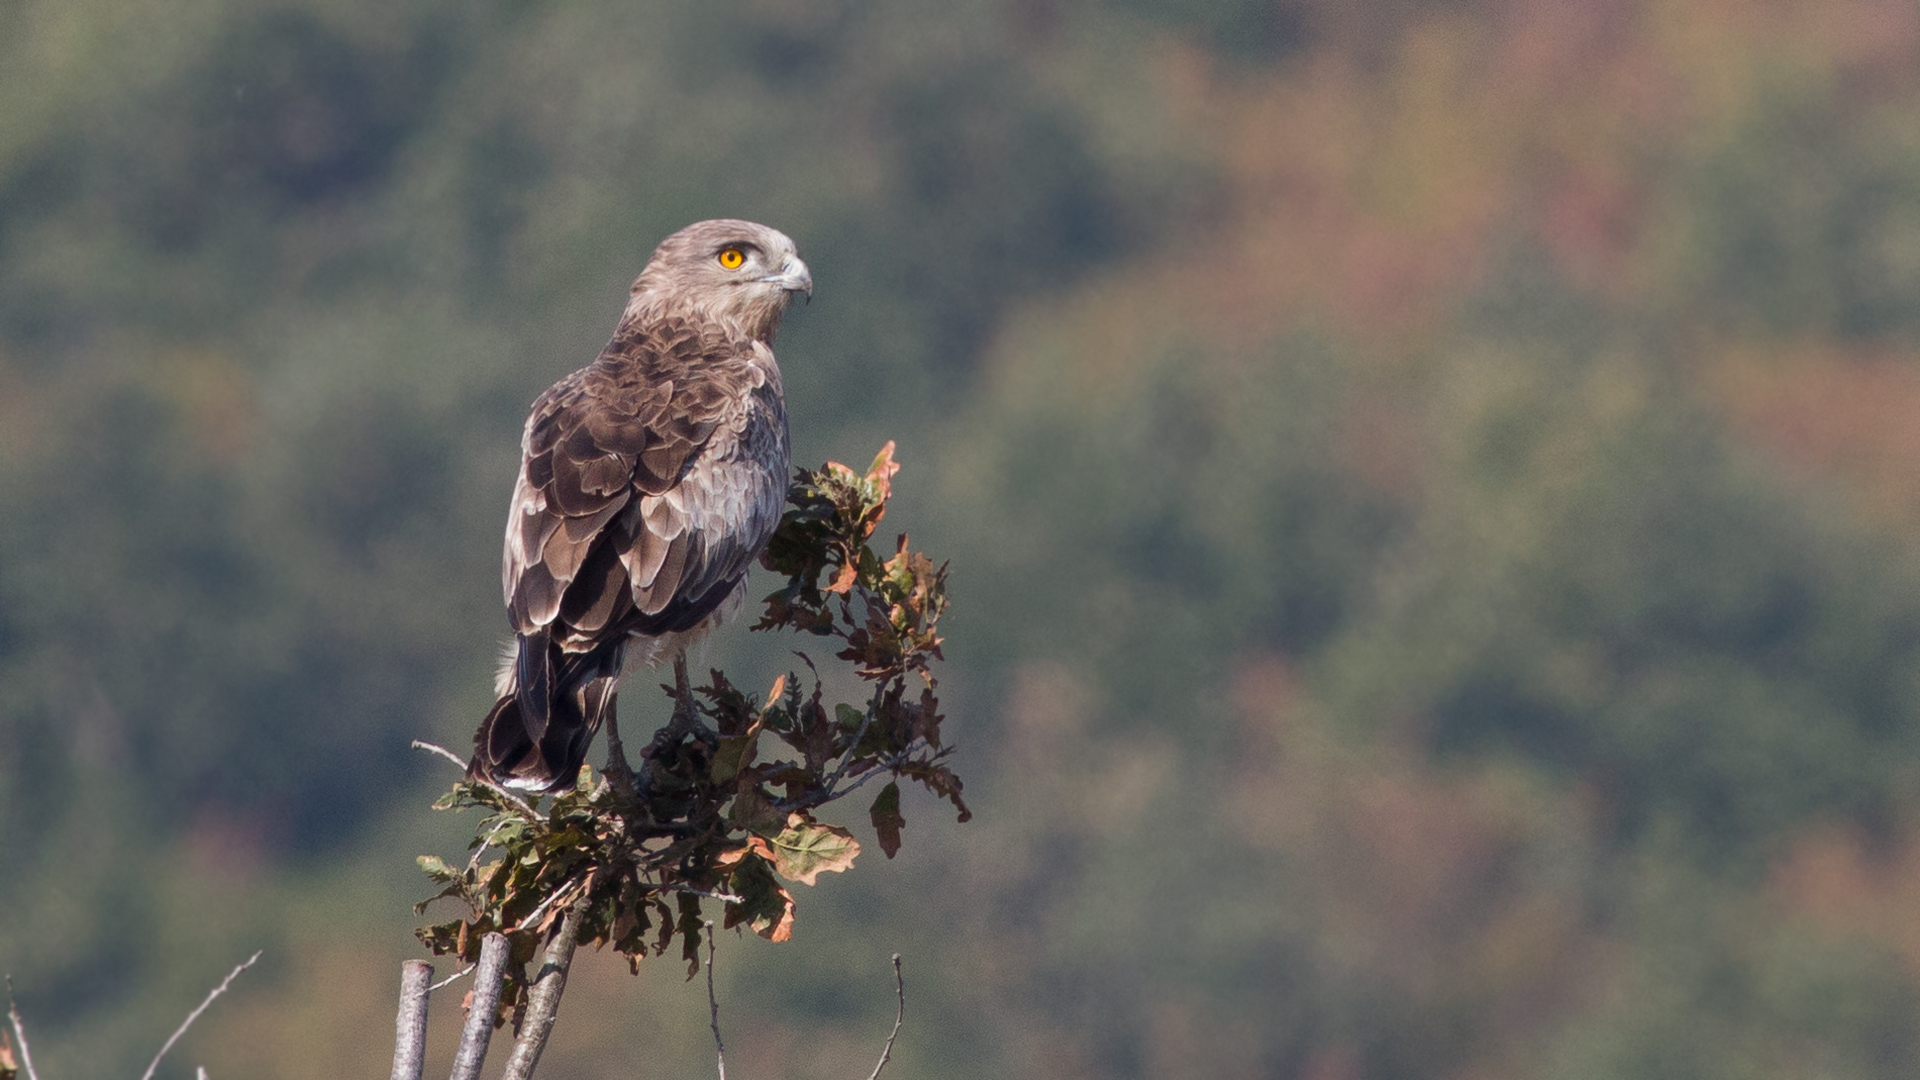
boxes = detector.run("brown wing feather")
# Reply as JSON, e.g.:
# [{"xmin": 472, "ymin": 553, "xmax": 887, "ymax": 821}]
[{"xmin": 502, "ymin": 316, "xmax": 788, "ymax": 646}]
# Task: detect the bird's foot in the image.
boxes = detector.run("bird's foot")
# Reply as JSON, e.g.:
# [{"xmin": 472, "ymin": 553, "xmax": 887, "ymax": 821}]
[
  {"xmin": 663, "ymin": 696, "xmax": 718, "ymax": 748},
  {"xmin": 601, "ymin": 713, "xmax": 641, "ymax": 801},
  {"xmin": 665, "ymin": 654, "xmax": 717, "ymax": 748}
]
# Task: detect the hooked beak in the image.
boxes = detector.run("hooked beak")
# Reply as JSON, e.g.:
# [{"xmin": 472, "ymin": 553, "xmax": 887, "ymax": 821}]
[{"xmin": 763, "ymin": 257, "xmax": 813, "ymax": 303}]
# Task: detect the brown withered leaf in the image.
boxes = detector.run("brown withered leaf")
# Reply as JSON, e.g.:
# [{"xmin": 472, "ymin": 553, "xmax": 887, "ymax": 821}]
[
  {"xmin": 870, "ymin": 781, "xmax": 905, "ymax": 859},
  {"xmin": 678, "ymin": 893, "xmax": 705, "ymax": 977},
  {"xmin": 610, "ymin": 886, "xmax": 653, "ymax": 958},
  {"xmin": 899, "ymin": 760, "xmax": 972, "ymax": 823},
  {"xmin": 779, "ymin": 679, "xmax": 838, "ymax": 772},
  {"xmin": 721, "ymin": 845, "xmax": 798, "ymax": 942},
  {"xmin": 729, "ymin": 787, "xmax": 785, "ymax": 835},
  {"xmin": 828, "ymin": 559, "xmax": 860, "ymax": 594},
  {"xmin": 652, "ymin": 896, "xmax": 677, "ymax": 956},
  {"xmin": 698, "ymin": 669, "xmax": 761, "ymax": 738},
  {"xmin": 910, "ymin": 686, "xmax": 945, "ymax": 747},
  {"xmin": 711, "ymin": 714, "xmax": 766, "ymax": 785}
]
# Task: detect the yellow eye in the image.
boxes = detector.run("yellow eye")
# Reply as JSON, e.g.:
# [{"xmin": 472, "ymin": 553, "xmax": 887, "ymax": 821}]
[{"xmin": 718, "ymin": 247, "xmax": 746, "ymax": 269}]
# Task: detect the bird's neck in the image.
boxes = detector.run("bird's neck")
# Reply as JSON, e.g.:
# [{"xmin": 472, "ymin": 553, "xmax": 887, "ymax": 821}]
[{"xmin": 622, "ymin": 286, "xmax": 789, "ymax": 344}]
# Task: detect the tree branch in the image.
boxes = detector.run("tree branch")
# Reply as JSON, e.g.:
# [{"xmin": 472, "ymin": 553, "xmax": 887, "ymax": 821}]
[
  {"xmin": 865, "ymin": 954, "xmax": 905, "ymax": 1080},
  {"xmin": 511, "ymin": 875, "xmax": 585, "ymax": 934},
  {"xmin": 705, "ymin": 922, "xmax": 727, "ymax": 1080},
  {"xmin": 410, "ymin": 739, "xmax": 468, "ymax": 771},
  {"xmin": 390, "ymin": 960, "xmax": 433, "ymax": 1080},
  {"xmin": 818, "ymin": 684, "xmax": 885, "ymax": 795},
  {"xmin": 139, "ymin": 950, "xmax": 262, "ymax": 1080},
  {"xmin": 431, "ymin": 965, "xmax": 475, "ymax": 992},
  {"xmin": 5, "ymin": 978, "xmax": 40, "ymax": 1080},
  {"xmin": 449, "ymin": 933, "xmax": 510, "ymax": 1080},
  {"xmin": 499, "ymin": 896, "xmax": 589, "ymax": 1080}
]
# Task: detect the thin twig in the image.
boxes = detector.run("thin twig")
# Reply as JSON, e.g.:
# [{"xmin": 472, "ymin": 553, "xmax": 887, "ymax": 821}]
[
  {"xmin": 6, "ymin": 978, "xmax": 41, "ymax": 1080},
  {"xmin": 824, "ymin": 750, "xmax": 909, "ymax": 803},
  {"xmin": 658, "ymin": 884, "xmax": 747, "ymax": 905},
  {"xmin": 776, "ymin": 742, "xmax": 925, "ymax": 815},
  {"xmin": 773, "ymin": 685, "xmax": 893, "ymax": 815},
  {"xmin": 431, "ymin": 965, "xmax": 476, "ymax": 992},
  {"xmin": 140, "ymin": 950, "xmax": 263, "ymax": 1080},
  {"xmin": 704, "ymin": 922, "xmax": 727, "ymax": 1080},
  {"xmin": 449, "ymin": 933, "xmax": 511, "ymax": 1080},
  {"xmin": 511, "ymin": 875, "xmax": 584, "ymax": 933},
  {"xmin": 499, "ymin": 896, "xmax": 590, "ymax": 1080},
  {"xmin": 411, "ymin": 740, "xmax": 540, "ymax": 817},
  {"xmin": 865, "ymin": 954, "xmax": 906, "ymax": 1080},
  {"xmin": 411, "ymin": 739, "xmax": 468, "ymax": 770},
  {"xmin": 391, "ymin": 960, "xmax": 434, "ymax": 1080},
  {"xmin": 820, "ymin": 683, "xmax": 886, "ymax": 792}
]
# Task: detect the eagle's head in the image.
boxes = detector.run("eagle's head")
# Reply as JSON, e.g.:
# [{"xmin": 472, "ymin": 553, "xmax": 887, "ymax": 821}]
[{"xmin": 624, "ymin": 219, "xmax": 813, "ymax": 342}]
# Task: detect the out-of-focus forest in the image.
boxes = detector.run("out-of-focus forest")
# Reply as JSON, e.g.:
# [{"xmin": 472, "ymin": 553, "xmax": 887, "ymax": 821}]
[{"xmin": 5, "ymin": 0, "xmax": 1920, "ymax": 1076}]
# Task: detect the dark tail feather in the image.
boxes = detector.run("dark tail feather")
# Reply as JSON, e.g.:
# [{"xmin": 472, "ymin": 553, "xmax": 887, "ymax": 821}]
[
  {"xmin": 514, "ymin": 627, "xmax": 554, "ymax": 742},
  {"xmin": 469, "ymin": 632, "xmax": 621, "ymax": 791},
  {"xmin": 470, "ymin": 678, "xmax": 618, "ymax": 792}
]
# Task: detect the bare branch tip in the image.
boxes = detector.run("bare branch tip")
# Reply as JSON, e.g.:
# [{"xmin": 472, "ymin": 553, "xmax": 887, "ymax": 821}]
[
  {"xmin": 7, "ymin": 976, "xmax": 42, "ymax": 1080},
  {"xmin": 411, "ymin": 740, "xmax": 468, "ymax": 769},
  {"xmin": 430, "ymin": 964, "xmax": 476, "ymax": 992},
  {"xmin": 866, "ymin": 951, "xmax": 907, "ymax": 1080},
  {"xmin": 139, "ymin": 951, "xmax": 262, "ymax": 1080},
  {"xmin": 704, "ymin": 921, "xmax": 727, "ymax": 1080}
]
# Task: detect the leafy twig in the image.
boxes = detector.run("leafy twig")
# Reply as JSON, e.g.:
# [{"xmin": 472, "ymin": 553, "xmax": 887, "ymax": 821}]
[{"xmin": 139, "ymin": 950, "xmax": 262, "ymax": 1080}]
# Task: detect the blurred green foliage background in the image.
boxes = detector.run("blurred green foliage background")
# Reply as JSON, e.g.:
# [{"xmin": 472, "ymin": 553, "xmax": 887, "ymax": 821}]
[{"xmin": 6, "ymin": 0, "xmax": 1920, "ymax": 1076}]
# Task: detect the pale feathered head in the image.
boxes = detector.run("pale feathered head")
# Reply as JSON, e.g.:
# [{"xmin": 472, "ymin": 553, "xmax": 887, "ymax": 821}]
[{"xmin": 623, "ymin": 219, "xmax": 813, "ymax": 342}]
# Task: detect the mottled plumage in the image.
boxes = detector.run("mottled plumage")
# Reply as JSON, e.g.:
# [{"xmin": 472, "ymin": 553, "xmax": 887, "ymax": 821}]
[{"xmin": 470, "ymin": 220, "xmax": 810, "ymax": 790}]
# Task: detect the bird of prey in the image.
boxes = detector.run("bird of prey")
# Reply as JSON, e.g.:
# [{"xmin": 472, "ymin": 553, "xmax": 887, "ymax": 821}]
[{"xmin": 470, "ymin": 219, "xmax": 811, "ymax": 791}]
